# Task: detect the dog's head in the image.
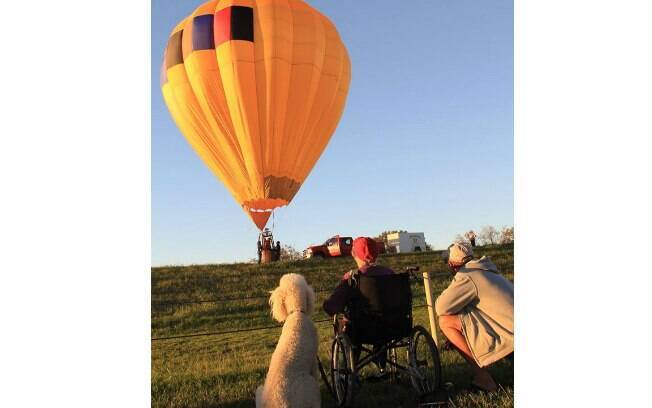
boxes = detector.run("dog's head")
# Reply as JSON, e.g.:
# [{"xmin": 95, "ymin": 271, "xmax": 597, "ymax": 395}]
[{"xmin": 269, "ymin": 273, "xmax": 315, "ymax": 323}]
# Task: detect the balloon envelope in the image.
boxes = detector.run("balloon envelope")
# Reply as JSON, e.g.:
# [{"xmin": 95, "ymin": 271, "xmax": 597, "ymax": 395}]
[{"xmin": 161, "ymin": 0, "xmax": 351, "ymax": 230}]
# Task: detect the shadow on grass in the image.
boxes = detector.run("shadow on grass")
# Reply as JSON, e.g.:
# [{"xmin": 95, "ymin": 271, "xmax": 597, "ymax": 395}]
[{"xmin": 152, "ymin": 369, "xmax": 265, "ymax": 408}]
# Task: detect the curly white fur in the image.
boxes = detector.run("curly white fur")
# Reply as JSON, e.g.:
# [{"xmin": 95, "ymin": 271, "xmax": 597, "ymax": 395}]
[{"xmin": 255, "ymin": 273, "xmax": 321, "ymax": 408}]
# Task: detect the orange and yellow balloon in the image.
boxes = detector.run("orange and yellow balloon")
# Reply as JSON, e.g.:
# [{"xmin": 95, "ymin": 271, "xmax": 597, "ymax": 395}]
[{"xmin": 161, "ymin": 0, "xmax": 351, "ymax": 230}]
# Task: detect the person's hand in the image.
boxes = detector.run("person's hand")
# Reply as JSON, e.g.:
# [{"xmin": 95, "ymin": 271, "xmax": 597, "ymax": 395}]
[
  {"xmin": 334, "ymin": 316, "xmax": 349, "ymax": 334},
  {"xmin": 340, "ymin": 316, "xmax": 349, "ymax": 332}
]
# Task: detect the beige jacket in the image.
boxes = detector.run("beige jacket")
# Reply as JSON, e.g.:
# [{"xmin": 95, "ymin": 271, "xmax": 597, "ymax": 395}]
[{"xmin": 435, "ymin": 256, "xmax": 514, "ymax": 367}]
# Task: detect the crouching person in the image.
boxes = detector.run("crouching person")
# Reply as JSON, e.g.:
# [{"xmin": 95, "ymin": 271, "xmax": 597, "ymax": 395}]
[{"xmin": 436, "ymin": 242, "xmax": 514, "ymax": 392}]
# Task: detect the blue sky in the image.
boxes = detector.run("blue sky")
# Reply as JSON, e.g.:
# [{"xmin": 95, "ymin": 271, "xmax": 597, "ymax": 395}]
[{"xmin": 152, "ymin": 0, "xmax": 513, "ymax": 266}]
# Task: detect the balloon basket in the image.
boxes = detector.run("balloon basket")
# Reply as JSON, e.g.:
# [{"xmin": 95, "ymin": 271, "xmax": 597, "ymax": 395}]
[{"xmin": 260, "ymin": 249, "xmax": 280, "ymax": 264}]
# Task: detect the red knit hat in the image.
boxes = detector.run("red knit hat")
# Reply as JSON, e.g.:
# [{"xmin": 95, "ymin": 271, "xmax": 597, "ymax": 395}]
[{"xmin": 352, "ymin": 237, "xmax": 379, "ymax": 263}]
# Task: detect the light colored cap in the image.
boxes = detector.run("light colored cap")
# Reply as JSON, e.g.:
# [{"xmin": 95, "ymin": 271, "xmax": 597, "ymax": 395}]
[{"xmin": 444, "ymin": 242, "xmax": 474, "ymax": 264}]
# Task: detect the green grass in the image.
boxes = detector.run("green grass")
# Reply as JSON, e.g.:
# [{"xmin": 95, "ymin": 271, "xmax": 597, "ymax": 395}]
[{"xmin": 152, "ymin": 244, "xmax": 514, "ymax": 407}]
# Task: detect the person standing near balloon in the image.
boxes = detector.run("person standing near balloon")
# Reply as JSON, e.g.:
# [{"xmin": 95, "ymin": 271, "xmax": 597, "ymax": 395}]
[
  {"xmin": 274, "ymin": 241, "xmax": 281, "ymax": 261},
  {"xmin": 465, "ymin": 230, "xmax": 477, "ymax": 247}
]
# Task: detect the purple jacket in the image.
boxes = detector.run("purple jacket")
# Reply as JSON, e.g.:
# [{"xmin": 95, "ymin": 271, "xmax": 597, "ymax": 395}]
[{"xmin": 323, "ymin": 264, "xmax": 394, "ymax": 316}]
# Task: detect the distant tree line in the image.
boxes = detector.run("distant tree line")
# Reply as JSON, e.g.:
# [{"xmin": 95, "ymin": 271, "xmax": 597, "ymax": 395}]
[
  {"xmin": 455, "ymin": 225, "xmax": 514, "ymax": 246},
  {"xmin": 280, "ymin": 244, "xmax": 303, "ymax": 261}
]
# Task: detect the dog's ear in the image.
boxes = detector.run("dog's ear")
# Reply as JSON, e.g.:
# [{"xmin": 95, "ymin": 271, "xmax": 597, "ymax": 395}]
[
  {"xmin": 269, "ymin": 286, "xmax": 288, "ymax": 322},
  {"xmin": 305, "ymin": 284, "xmax": 315, "ymax": 315}
]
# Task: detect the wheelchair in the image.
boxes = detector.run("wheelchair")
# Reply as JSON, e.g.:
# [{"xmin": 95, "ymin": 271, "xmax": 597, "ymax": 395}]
[{"xmin": 328, "ymin": 271, "xmax": 442, "ymax": 407}]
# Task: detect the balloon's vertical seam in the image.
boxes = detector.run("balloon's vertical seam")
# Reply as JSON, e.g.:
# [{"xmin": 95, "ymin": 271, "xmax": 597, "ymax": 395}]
[
  {"xmin": 166, "ymin": 22, "xmax": 239, "ymax": 191},
  {"xmin": 181, "ymin": 12, "xmax": 242, "ymax": 192},
  {"xmin": 252, "ymin": 0, "xmax": 268, "ymax": 182},
  {"xmin": 282, "ymin": 0, "xmax": 296, "ymax": 183},
  {"xmin": 188, "ymin": 1, "xmax": 250, "ymax": 195},
  {"xmin": 285, "ymin": 1, "xmax": 320, "ymax": 181},
  {"xmin": 288, "ymin": 2, "xmax": 328, "ymax": 181},
  {"xmin": 295, "ymin": 17, "xmax": 337, "ymax": 177},
  {"xmin": 272, "ymin": 0, "xmax": 292, "ymax": 182},
  {"xmin": 209, "ymin": 1, "xmax": 251, "ymax": 201},
  {"xmin": 293, "ymin": 19, "xmax": 345, "ymax": 181},
  {"xmin": 251, "ymin": 0, "xmax": 267, "ymax": 207}
]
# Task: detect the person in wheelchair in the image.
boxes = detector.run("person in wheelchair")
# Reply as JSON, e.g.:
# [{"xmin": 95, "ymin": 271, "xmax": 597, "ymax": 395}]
[
  {"xmin": 437, "ymin": 242, "xmax": 514, "ymax": 392},
  {"xmin": 323, "ymin": 236, "xmax": 394, "ymax": 378}
]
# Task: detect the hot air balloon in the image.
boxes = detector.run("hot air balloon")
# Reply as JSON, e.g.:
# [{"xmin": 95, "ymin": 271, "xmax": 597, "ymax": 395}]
[{"xmin": 160, "ymin": 0, "xmax": 351, "ymax": 230}]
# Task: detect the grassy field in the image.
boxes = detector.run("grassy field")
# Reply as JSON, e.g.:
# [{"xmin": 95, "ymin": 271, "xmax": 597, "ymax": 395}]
[{"xmin": 152, "ymin": 244, "xmax": 514, "ymax": 407}]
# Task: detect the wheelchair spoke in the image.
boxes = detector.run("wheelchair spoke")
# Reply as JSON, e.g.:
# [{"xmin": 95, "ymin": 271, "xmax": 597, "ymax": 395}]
[
  {"xmin": 407, "ymin": 326, "xmax": 442, "ymax": 396},
  {"xmin": 330, "ymin": 334, "xmax": 357, "ymax": 407}
]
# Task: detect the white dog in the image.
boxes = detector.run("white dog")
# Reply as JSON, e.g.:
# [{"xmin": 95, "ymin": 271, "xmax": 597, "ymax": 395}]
[{"xmin": 255, "ymin": 273, "xmax": 321, "ymax": 408}]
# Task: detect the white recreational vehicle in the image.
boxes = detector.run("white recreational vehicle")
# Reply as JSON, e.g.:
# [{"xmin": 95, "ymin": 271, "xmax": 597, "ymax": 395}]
[{"xmin": 386, "ymin": 232, "xmax": 427, "ymax": 253}]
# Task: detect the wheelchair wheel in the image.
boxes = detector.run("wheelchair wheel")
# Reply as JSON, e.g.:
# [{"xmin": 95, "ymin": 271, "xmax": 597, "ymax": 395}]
[
  {"xmin": 331, "ymin": 333, "xmax": 356, "ymax": 407},
  {"xmin": 408, "ymin": 325, "xmax": 442, "ymax": 396}
]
